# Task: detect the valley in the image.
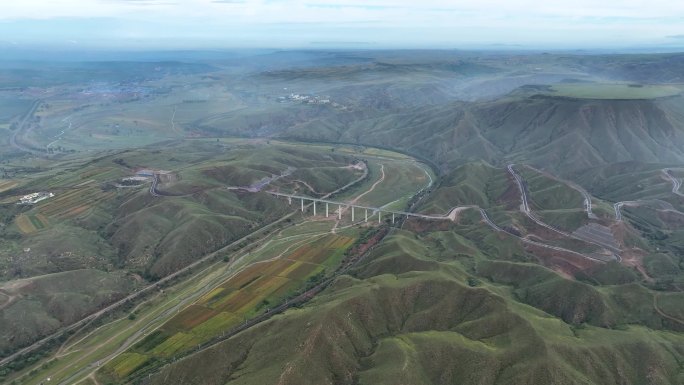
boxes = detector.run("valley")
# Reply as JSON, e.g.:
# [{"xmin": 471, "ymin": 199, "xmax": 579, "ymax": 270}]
[{"xmin": 0, "ymin": 50, "xmax": 682, "ymax": 385}]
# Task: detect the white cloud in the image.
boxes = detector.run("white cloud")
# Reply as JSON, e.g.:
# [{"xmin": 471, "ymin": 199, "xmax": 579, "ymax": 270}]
[
  {"xmin": 1, "ymin": 0, "xmax": 682, "ymax": 47},
  {"xmin": 2, "ymin": 0, "xmax": 682, "ymax": 21}
]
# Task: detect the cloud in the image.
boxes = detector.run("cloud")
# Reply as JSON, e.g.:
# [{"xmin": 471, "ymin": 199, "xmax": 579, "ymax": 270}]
[
  {"xmin": 1, "ymin": 0, "xmax": 683, "ymax": 48},
  {"xmin": 666, "ymin": 34, "xmax": 684, "ymax": 39},
  {"xmin": 106, "ymin": 0, "xmax": 177, "ymax": 3}
]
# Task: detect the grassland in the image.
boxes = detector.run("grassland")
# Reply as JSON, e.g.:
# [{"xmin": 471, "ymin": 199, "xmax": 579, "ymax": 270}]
[
  {"xmin": 549, "ymin": 83, "xmax": 682, "ymax": 100},
  {"xmin": 3, "ymin": 51, "xmax": 684, "ymax": 385},
  {"xmin": 0, "ymin": 269, "xmax": 136, "ymax": 356},
  {"xmin": 420, "ymin": 162, "xmax": 509, "ymax": 214},
  {"xmin": 2, "ymin": 139, "xmax": 429, "ymax": 385},
  {"xmin": 141, "ymin": 228, "xmax": 684, "ymax": 385},
  {"xmin": 0, "ymin": 138, "xmax": 388, "ymax": 371},
  {"xmin": 4, "ymin": 243, "xmax": 260, "ymax": 385},
  {"xmin": 574, "ymin": 162, "xmax": 679, "ymax": 203},
  {"xmin": 332, "ymin": 159, "xmax": 431, "ymax": 212},
  {"xmin": 518, "ymin": 167, "xmax": 588, "ymax": 231},
  {"xmin": 7, "ymin": 218, "xmax": 364, "ymax": 385},
  {"xmin": 0, "ymin": 138, "xmax": 369, "ymax": 279}
]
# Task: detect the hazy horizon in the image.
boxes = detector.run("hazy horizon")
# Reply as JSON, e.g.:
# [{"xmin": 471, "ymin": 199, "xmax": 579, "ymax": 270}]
[{"xmin": 2, "ymin": 0, "xmax": 684, "ymax": 51}]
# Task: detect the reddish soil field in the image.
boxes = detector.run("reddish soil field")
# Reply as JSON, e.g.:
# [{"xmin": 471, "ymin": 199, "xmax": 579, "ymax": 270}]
[
  {"xmin": 524, "ymin": 243, "xmax": 598, "ymax": 276},
  {"xmin": 164, "ymin": 305, "xmax": 219, "ymax": 332}
]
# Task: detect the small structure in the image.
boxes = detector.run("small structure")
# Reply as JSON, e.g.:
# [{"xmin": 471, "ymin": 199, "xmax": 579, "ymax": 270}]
[
  {"xmin": 136, "ymin": 169, "xmax": 155, "ymax": 177},
  {"xmin": 122, "ymin": 176, "xmax": 150, "ymax": 182},
  {"xmin": 18, "ymin": 192, "xmax": 54, "ymax": 205},
  {"xmin": 116, "ymin": 176, "xmax": 150, "ymax": 188}
]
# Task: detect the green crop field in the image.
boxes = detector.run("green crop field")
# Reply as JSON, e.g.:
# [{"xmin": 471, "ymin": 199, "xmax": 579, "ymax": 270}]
[{"xmin": 98, "ymin": 231, "xmax": 358, "ymax": 382}]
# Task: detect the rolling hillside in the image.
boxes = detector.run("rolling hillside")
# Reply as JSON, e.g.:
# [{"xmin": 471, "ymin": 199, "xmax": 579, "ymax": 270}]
[
  {"xmin": 141, "ymin": 229, "xmax": 684, "ymax": 385},
  {"xmin": 2, "ymin": 51, "xmax": 684, "ymax": 385},
  {"xmin": 0, "ymin": 139, "xmax": 368, "ymax": 358},
  {"xmin": 279, "ymin": 95, "xmax": 684, "ymax": 176}
]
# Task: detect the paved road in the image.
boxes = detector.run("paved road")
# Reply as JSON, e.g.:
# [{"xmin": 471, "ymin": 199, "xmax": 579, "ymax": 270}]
[
  {"xmin": 54, "ymin": 253, "xmax": 261, "ymax": 385},
  {"xmin": 525, "ymin": 165, "xmax": 595, "ymax": 219},
  {"xmin": 479, "ymin": 208, "xmax": 504, "ymax": 231},
  {"xmin": 267, "ymin": 169, "xmax": 617, "ymax": 264},
  {"xmin": 613, "ymin": 201, "xmax": 643, "ymax": 222},
  {"xmin": 662, "ymin": 168, "xmax": 684, "ymax": 197},
  {"xmin": 479, "ymin": 208, "xmax": 611, "ymax": 262},
  {"xmin": 128, "ymin": 222, "xmax": 392, "ymax": 383},
  {"xmin": 2, "ymin": 161, "xmax": 373, "ymax": 371},
  {"xmin": 149, "ymin": 174, "xmax": 161, "ymax": 197},
  {"xmin": 10, "ymin": 99, "xmax": 43, "ymax": 155},
  {"xmin": 0, "ymin": 206, "xmax": 306, "ymax": 369},
  {"xmin": 507, "ymin": 164, "xmax": 573, "ymax": 236},
  {"xmin": 508, "ymin": 164, "xmax": 530, "ymax": 212},
  {"xmin": 614, "ymin": 202, "xmax": 624, "ymax": 221},
  {"xmin": 508, "ymin": 164, "xmax": 621, "ymax": 256}
]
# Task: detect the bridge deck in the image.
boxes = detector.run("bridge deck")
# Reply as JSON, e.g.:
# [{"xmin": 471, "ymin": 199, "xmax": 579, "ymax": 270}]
[{"xmin": 266, "ymin": 191, "xmax": 445, "ymax": 219}]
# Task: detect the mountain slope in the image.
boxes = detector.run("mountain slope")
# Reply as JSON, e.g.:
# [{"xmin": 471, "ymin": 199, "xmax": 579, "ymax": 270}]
[
  {"xmin": 278, "ymin": 95, "xmax": 684, "ymax": 175},
  {"xmin": 141, "ymin": 230, "xmax": 684, "ymax": 385}
]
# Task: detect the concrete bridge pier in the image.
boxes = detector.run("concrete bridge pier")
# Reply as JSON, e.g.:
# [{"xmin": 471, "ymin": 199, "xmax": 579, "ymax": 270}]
[
  {"xmin": 326, "ymin": 203, "xmax": 329, "ymax": 217},
  {"xmin": 378, "ymin": 210, "xmax": 381, "ymax": 223},
  {"xmin": 392, "ymin": 213, "xmax": 395, "ymax": 224},
  {"xmin": 338, "ymin": 204, "xmax": 342, "ymax": 220},
  {"xmin": 351, "ymin": 206, "xmax": 355, "ymax": 221},
  {"xmin": 313, "ymin": 201, "xmax": 316, "ymax": 216},
  {"xmin": 301, "ymin": 198, "xmax": 304, "ymax": 212},
  {"xmin": 365, "ymin": 209, "xmax": 368, "ymax": 222},
  {"xmin": 288, "ymin": 196, "xmax": 291, "ymax": 205}
]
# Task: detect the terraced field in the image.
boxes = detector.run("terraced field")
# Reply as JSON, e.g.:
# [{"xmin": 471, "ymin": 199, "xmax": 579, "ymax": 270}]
[
  {"xmin": 14, "ymin": 213, "xmax": 50, "ymax": 234},
  {"xmin": 0, "ymin": 180, "xmax": 18, "ymax": 193},
  {"xmin": 37, "ymin": 186, "xmax": 117, "ymax": 220},
  {"xmin": 100, "ymin": 233, "xmax": 357, "ymax": 382},
  {"xmin": 9, "ymin": 165, "xmax": 132, "ymax": 234}
]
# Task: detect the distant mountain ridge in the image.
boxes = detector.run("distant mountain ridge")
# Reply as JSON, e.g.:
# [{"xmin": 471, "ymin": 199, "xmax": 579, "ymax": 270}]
[{"xmin": 277, "ymin": 94, "xmax": 684, "ymax": 175}]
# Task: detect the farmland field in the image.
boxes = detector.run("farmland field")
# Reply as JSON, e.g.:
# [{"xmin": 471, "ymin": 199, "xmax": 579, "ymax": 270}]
[
  {"xmin": 5, "ymin": 50, "xmax": 684, "ymax": 385},
  {"xmin": 3, "ymin": 138, "xmax": 429, "ymax": 385},
  {"xmin": 0, "ymin": 137, "xmax": 411, "ymax": 384},
  {"xmin": 37, "ymin": 189, "xmax": 108, "ymax": 219},
  {"xmin": 15, "ymin": 213, "xmax": 49, "ymax": 234},
  {"xmin": 99, "ymin": 231, "xmax": 358, "ymax": 382},
  {"xmin": 0, "ymin": 180, "xmax": 18, "ymax": 193}
]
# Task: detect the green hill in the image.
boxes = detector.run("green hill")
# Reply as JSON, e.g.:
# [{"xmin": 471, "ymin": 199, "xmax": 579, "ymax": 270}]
[
  {"xmin": 141, "ymin": 230, "xmax": 684, "ymax": 385},
  {"xmin": 0, "ymin": 139, "xmax": 369, "ymax": 357},
  {"xmin": 3, "ymin": 51, "xmax": 684, "ymax": 385}
]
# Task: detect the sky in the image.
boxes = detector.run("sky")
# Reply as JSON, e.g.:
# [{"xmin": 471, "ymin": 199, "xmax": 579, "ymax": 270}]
[{"xmin": 1, "ymin": 0, "xmax": 684, "ymax": 50}]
